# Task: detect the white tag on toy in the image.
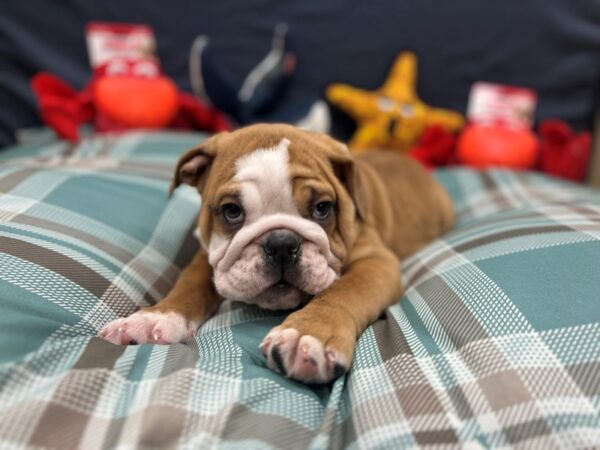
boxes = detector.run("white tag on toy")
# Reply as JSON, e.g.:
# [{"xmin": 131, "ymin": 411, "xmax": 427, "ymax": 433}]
[
  {"xmin": 467, "ymin": 82, "xmax": 537, "ymax": 130},
  {"xmin": 86, "ymin": 22, "xmax": 159, "ymax": 74}
]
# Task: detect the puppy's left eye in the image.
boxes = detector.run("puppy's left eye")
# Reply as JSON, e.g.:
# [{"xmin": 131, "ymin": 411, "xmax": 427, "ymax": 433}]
[{"xmin": 312, "ymin": 201, "xmax": 333, "ymax": 220}]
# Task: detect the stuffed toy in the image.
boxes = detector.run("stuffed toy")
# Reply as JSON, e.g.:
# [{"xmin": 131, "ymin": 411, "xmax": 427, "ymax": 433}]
[
  {"xmin": 326, "ymin": 52, "xmax": 464, "ymax": 152},
  {"xmin": 456, "ymin": 124, "xmax": 539, "ymax": 169},
  {"xmin": 189, "ymin": 24, "xmax": 330, "ymax": 133},
  {"xmin": 411, "ymin": 118, "xmax": 592, "ymax": 183},
  {"xmin": 408, "ymin": 125, "xmax": 457, "ymax": 169},
  {"xmin": 537, "ymin": 119, "xmax": 592, "ymax": 182},
  {"xmin": 32, "ymin": 63, "xmax": 230, "ymax": 142}
]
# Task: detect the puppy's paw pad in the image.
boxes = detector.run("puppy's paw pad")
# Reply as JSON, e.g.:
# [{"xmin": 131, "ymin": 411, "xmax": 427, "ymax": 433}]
[
  {"xmin": 260, "ymin": 328, "xmax": 348, "ymax": 383},
  {"xmin": 100, "ymin": 311, "xmax": 197, "ymax": 345}
]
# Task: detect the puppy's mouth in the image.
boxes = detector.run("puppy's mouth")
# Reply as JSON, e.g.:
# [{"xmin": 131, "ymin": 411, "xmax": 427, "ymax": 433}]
[
  {"xmin": 258, "ymin": 280, "xmax": 312, "ymax": 310},
  {"xmin": 274, "ymin": 279, "xmax": 291, "ymax": 288},
  {"xmin": 271, "ymin": 275, "xmax": 301, "ymax": 292}
]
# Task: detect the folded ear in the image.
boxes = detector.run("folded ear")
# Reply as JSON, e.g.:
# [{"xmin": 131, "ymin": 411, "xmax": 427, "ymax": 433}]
[
  {"xmin": 334, "ymin": 156, "xmax": 367, "ymax": 221},
  {"xmin": 169, "ymin": 132, "xmax": 228, "ymax": 195},
  {"xmin": 316, "ymin": 133, "xmax": 367, "ymax": 221}
]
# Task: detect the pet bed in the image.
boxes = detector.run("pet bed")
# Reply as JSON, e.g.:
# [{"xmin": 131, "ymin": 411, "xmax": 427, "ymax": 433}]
[{"xmin": 0, "ymin": 131, "xmax": 599, "ymax": 449}]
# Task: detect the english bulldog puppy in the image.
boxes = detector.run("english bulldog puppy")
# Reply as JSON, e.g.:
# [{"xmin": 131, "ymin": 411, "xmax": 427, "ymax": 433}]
[{"xmin": 100, "ymin": 124, "xmax": 453, "ymax": 383}]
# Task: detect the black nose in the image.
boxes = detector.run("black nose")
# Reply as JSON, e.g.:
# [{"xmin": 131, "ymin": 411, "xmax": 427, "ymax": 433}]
[{"xmin": 262, "ymin": 230, "xmax": 302, "ymax": 268}]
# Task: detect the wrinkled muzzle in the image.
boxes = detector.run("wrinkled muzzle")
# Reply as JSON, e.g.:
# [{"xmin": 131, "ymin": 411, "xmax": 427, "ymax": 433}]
[{"xmin": 208, "ymin": 214, "xmax": 341, "ymax": 310}]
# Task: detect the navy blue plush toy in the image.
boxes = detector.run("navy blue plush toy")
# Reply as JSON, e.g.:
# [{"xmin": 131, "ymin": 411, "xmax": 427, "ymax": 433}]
[{"xmin": 189, "ymin": 24, "xmax": 329, "ymax": 132}]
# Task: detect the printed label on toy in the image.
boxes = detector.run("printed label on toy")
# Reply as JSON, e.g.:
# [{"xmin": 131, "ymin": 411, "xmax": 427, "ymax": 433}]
[
  {"xmin": 86, "ymin": 22, "xmax": 158, "ymax": 71},
  {"xmin": 467, "ymin": 82, "xmax": 537, "ymax": 129}
]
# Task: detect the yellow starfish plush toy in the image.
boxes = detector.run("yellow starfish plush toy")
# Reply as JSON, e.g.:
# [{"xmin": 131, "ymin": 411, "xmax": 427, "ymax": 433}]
[{"xmin": 326, "ymin": 52, "xmax": 464, "ymax": 152}]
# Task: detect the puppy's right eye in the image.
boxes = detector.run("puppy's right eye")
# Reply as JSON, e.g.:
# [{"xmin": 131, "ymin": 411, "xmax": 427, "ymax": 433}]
[{"xmin": 222, "ymin": 203, "xmax": 245, "ymax": 225}]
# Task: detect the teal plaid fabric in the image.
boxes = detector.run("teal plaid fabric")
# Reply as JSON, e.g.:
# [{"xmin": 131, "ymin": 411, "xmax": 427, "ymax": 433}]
[{"xmin": 0, "ymin": 131, "xmax": 599, "ymax": 449}]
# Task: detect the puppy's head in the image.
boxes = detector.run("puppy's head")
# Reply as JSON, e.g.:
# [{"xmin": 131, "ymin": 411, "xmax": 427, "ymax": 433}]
[{"xmin": 171, "ymin": 124, "xmax": 366, "ymax": 310}]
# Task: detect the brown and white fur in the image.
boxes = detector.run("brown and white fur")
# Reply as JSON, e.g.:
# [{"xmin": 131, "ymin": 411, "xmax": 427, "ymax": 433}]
[{"xmin": 100, "ymin": 124, "xmax": 453, "ymax": 383}]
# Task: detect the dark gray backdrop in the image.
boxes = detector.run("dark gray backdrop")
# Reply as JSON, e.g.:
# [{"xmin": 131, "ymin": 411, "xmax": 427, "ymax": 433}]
[{"xmin": 1, "ymin": 0, "xmax": 599, "ymax": 147}]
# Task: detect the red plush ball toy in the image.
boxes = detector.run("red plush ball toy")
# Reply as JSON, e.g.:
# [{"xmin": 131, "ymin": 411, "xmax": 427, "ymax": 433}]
[
  {"xmin": 457, "ymin": 124, "xmax": 539, "ymax": 169},
  {"xmin": 92, "ymin": 60, "xmax": 180, "ymax": 128}
]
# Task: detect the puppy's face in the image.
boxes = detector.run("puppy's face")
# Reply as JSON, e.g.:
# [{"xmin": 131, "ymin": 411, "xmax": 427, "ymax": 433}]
[{"xmin": 171, "ymin": 124, "xmax": 365, "ymax": 310}]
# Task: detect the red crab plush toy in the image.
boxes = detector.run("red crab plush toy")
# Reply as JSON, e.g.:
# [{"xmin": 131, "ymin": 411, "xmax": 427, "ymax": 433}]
[
  {"xmin": 537, "ymin": 119, "xmax": 592, "ymax": 182},
  {"xmin": 408, "ymin": 125, "xmax": 457, "ymax": 169},
  {"xmin": 32, "ymin": 60, "xmax": 230, "ymax": 142}
]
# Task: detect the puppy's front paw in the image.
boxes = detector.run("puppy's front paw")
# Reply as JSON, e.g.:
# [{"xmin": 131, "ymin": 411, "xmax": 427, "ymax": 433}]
[
  {"xmin": 100, "ymin": 310, "xmax": 198, "ymax": 345},
  {"xmin": 260, "ymin": 327, "xmax": 350, "ymax": 384}
]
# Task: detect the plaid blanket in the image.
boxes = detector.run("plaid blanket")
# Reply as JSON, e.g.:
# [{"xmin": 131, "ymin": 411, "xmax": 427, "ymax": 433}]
[{"xmin": 0, "ymin": 131, "xmax": 599, "ymax": 449}]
